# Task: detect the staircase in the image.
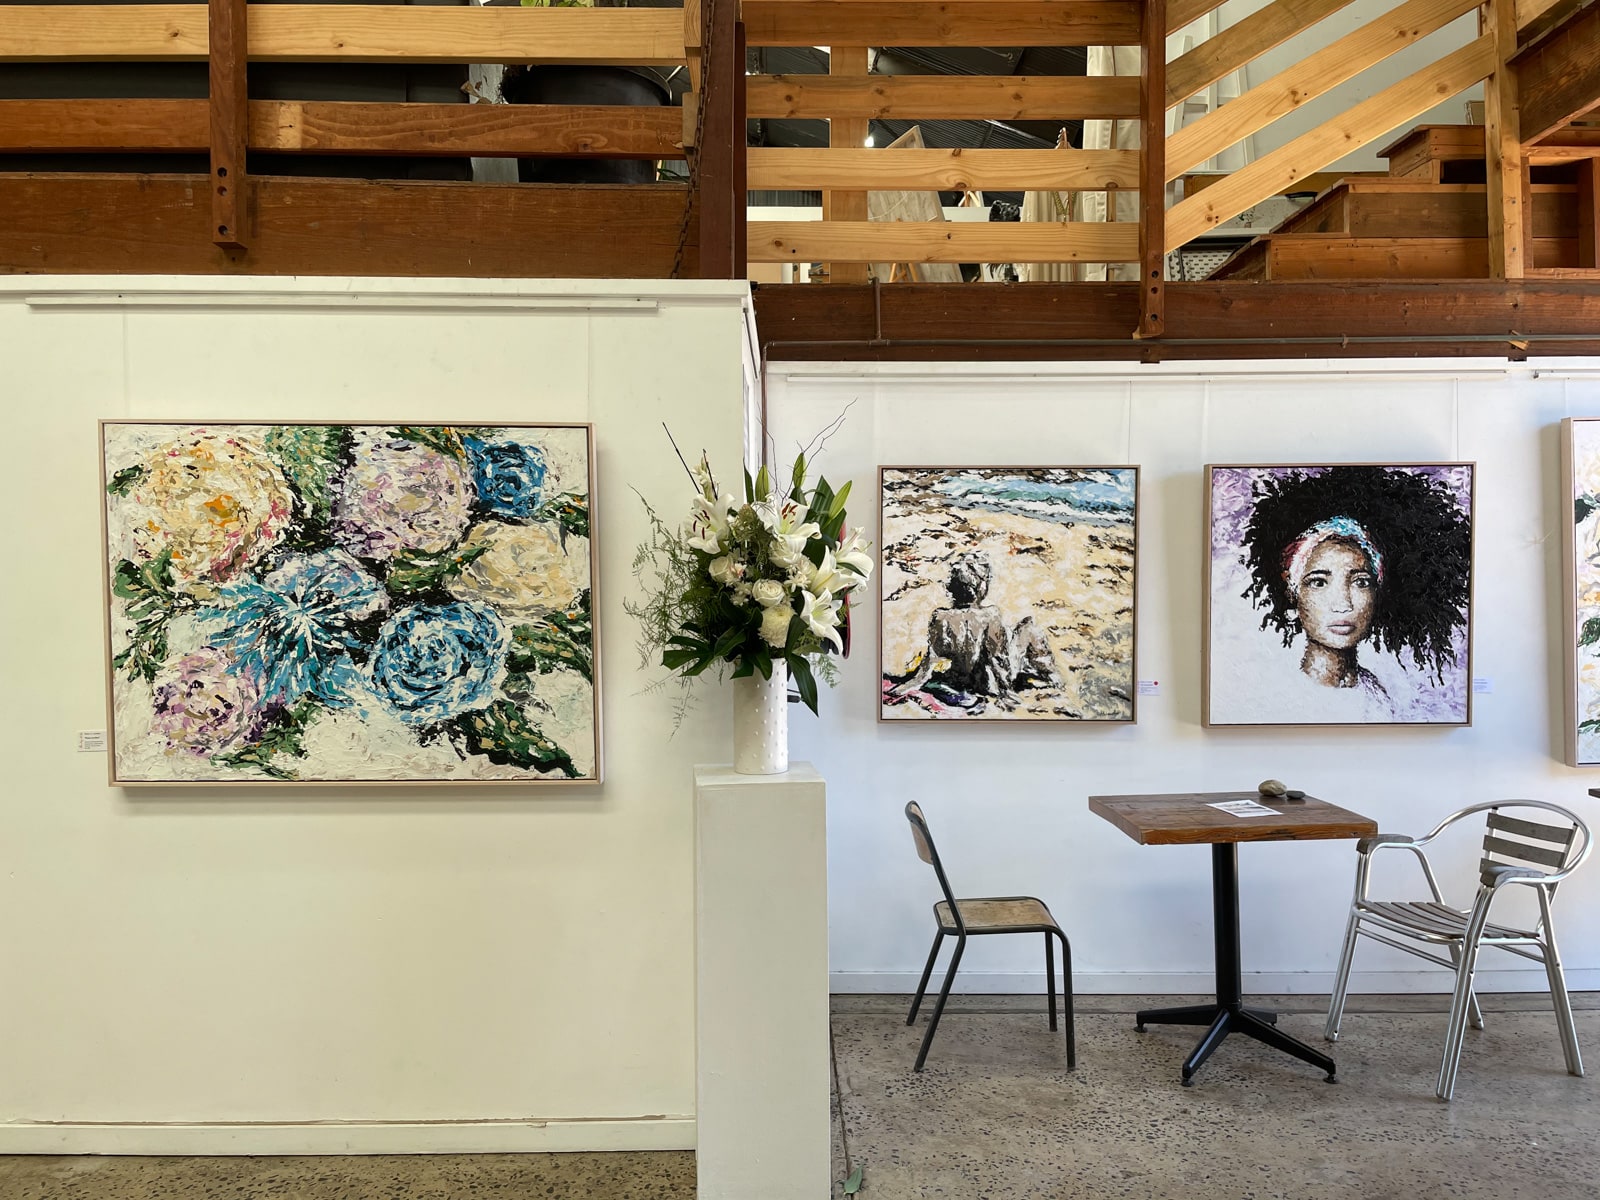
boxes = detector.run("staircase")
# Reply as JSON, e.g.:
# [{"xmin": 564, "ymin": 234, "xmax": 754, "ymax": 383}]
[{"xmin": 1208, "ymin": 124, "xmax": 1591, "ymax": 280}]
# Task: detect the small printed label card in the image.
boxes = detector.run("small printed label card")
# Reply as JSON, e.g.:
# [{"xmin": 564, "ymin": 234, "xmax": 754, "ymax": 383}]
[{"xmin": 1208, "ymin": 799, "xmax": 1279, "ymax": 819}]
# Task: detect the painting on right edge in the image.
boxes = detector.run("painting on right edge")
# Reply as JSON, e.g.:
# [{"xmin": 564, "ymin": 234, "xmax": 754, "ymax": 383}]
[{"xmin": 1562, "ymin": 419, "xmax": 1600, "ymax": 764}]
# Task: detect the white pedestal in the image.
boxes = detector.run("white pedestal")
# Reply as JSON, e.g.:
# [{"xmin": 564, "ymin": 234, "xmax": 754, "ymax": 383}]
[{"xmin": 694, "ymin": 763, "xmax": 829, "ymax": 1200}]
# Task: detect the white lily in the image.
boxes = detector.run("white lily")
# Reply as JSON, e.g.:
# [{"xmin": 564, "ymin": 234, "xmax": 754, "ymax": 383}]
[
  {"xmin": 797, "ymin": 588, "xmax": 843, "ymax": 652},
  {"xmin": 807, "ymin": 548, "xmax": 857, "ymax": 598},
  {"xmin": 683, "ymin": 490, "xmax": 737, "ymax": 554},
  {"xmin": 836, "ymin": 526, "xmax": 874, "ymax": 582}
]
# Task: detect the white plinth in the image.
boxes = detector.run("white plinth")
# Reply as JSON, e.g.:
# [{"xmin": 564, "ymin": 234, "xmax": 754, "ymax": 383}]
[{"xmin": 694, "ymin": 763, "xmax": 829, "ymax": 1200}]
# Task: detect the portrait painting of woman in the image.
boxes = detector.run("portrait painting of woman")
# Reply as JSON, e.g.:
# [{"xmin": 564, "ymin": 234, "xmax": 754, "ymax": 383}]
[{"xmin": 1205, "ymin": 464, "xmax": 1474, "ymax": 726}]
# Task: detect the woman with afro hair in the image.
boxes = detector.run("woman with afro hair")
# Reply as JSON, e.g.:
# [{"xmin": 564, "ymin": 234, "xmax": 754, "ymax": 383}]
[{"xmin": 1212, "ymin": 464, "xmax": 1472, "ymax": 724}]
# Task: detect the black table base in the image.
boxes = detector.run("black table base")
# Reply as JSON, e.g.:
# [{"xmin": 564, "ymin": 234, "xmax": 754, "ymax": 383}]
[{"xmin": 1135, "ymin": 843, "xmax": 1338, "ymax": 1086}]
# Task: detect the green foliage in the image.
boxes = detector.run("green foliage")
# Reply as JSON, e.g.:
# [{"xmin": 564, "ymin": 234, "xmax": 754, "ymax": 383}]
[
  {"xmin": 455, "ymin": 700, "xmax": 579, "ymax": 777},
  {"xmin": 105, "ymin": 465, "xmax": 145, "ymax": 496},
  {"xmin": 386, "ymin": 542, "xmax": 492, "ymax": 596},
  {"xmin": 508, "ymin": 612, "xmax": 593, "ymax": 682},
  {"xmin": 533, "ymin": 491, "xmax": 590, "ymax": 539},
  {"xmin": 212, "ymin": 700, "xmax": 319, "ymax": 780},
  {"xmin": 1579, "ymin": 495, "xmax": 1600, "ymax": 525},
  {"xmin": 110, "ymin": 549, "xmax": 197, "ymax": 683},
  {"xmin": 390, "ymin": 425, "xmax": 468, "ymax": 460},
  {"xmin": 1580, "ymin": 718, "xmax": 1600, "ymax": 735},
  {"xmin": 266, "ymin": 425, "xmax": 351, "ymax": 530},
  {"xmin": 1580, "ymin": 616, "xmax": 1600, "ymax": 651}
]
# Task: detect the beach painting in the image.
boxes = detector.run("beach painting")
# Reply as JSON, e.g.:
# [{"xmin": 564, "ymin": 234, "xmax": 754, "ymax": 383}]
[
  {"xmin": 1562, "ymin": 420, "xmax": 1600, "ymax": 764},
  {"xmin": 1205, "ymin": 463, "xmax": 1474, "ymax": 727},
  {"xmin": 880, "ymin": 467, "xmax": 1138, "ymax": 722},
  {"xmin": 101, "ymin": 421, "xmax": 599, "ymax": 784}
]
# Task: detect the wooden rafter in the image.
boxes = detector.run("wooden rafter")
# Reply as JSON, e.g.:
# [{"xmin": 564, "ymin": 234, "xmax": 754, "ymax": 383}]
[
  {"xmin": 748, "ymin": 222, "xmax": 1142, "ymax": 264},
  {"xmin": 745, "ymin": 75, "xmax": 1142, "ymax": 121},
  {"xmin": 1166, "ymin": 0, "xmax": 1358, "ymax": 107},
  {"xmin": 748, "ymin": 148, "xmax": 1141, "ymax": 191},
  {"xmin": 1165, "ymin": 0, "xmax": 1478, "ymax": 180},
  {"xmin": 1165, "ymin": 36, "xmax": 1495, "ymax": 251},
  {"xmin": 0, "ymin": 5, "xmax": 687, "ymax": 66},
  {"xmin": 740, "ymin": 2, "xmax": 1142, "ymax": 47}
]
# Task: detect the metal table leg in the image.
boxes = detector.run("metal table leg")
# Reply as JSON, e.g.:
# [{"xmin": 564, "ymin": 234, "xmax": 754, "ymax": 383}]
[{"xmin": 1136, "ymin": 843, "xmax": 1337, "ymax": 1085}]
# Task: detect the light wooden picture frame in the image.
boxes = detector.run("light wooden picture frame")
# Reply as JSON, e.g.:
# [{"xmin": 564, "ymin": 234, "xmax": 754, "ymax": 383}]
[
  {"xmin": 879, "ymin": 465, "xmax": 1139, "ymax": 723},
  {"xmin": 1561, "ymin": 419, "xmax": 1600, "ymax": 765},
  {"xmin": 101, "ymin": 420, "xmax": 600, "ymax": 785},
  {"xmin": 1204, "ymin": 462, "xmax": 1475, "ymax": 728}
]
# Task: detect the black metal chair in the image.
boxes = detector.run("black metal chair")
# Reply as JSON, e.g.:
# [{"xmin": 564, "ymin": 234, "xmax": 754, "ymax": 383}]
[{"xmin": 903, "ymin": 801, "xmax": 1075, "ymax": 1072}]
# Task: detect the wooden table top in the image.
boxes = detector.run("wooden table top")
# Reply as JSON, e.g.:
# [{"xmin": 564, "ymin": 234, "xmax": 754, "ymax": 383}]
[{"xmin": 1088, "ymin": 791, "xmax": 1378, "ymax": 846}]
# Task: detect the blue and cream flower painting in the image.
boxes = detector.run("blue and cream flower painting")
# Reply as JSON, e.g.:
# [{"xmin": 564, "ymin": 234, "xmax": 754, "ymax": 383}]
[{"xmin": 101, "ymin": 423, "xmax": 598, "ymax": 783}]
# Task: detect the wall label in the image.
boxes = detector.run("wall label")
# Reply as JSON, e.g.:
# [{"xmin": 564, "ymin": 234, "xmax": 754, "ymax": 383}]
[{"xmin": 78, "ymin": 730, "xmax": 107, "ymax": 752}]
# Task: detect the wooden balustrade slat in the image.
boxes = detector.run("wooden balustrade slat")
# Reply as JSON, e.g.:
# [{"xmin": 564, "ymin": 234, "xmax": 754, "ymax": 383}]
[
  {"xmin": 741, "ymin": 2, "xmax": 1142, "ymax": 48},
  {"xmin": 748, "ymin": 147, "xmax": 1142, "ymax": 191},
  {"xmin": 1140, "ymin": 0, "xmax": 1166, "ymax": 339},
  {"xmin": 0, "ymin": 99, "xmax": 684, "ymax": 158},
  {"xmin": 746, "ymin": 74, "xmax": 1142, "ymax": 120},
  {"xmin": 748, "ymin": 220, "xmax": 1142, "ymax": 264},
  {"xmin": 1486, "ymin": 0, "xmax": 1526, "ymax": 279},
  {"xmin": 1168, "ymin": 0, "xmax": 1230, "ymax": 31},
  {"xmin": 1166, "ymin": 0, "xmax": 1479, "ymax": 181},
  {"xmin": 209, "ymin": 0, "xmax": 248, "ymax": 250},
  {"xmin": 1165, "ymin": 36, "xmax": 1496, "ymax": 251},
  {"xmin": 823, "ymin": 45, "xmax": 871, "ymax": 284},
  {"xmin": 0, "ymin": 5, "xmax": 687, "ymax": 65},
  {"xmin": 1166, "ymin": 0, "xmax": 1360, "ymax": 107}
]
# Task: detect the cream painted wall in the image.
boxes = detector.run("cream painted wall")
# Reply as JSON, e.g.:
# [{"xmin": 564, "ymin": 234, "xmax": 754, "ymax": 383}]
[
  {"xmin": 0, "ymin": 277, "xmax": 752, "ymax": 1153},
  {"xmin": 765, "ymin": 359, "xmax": 1600, "ymax": 995}
]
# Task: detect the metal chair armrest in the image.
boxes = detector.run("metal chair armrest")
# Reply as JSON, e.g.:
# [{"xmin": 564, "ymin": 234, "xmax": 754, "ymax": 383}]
[
  {"xmin": 1482, "ymin": 862, "xmax": 1571, "ymax": 887},
  {"xmin": 1353, "ymin": 835, "xmax": 1445, "ymax": 904},
  {"xmin": 1357, "ymin": 834, "xmax": 1415, "ymax": 855}
]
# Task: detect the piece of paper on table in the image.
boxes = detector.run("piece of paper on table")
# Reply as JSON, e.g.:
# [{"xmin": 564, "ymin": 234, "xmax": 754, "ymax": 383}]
[{"xmin": 1208, "ymin": 799, "xmax": 1279, "ymax": 818}]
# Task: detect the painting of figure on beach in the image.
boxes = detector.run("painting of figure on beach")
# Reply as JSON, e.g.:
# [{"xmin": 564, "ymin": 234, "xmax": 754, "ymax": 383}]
[
  {"xmin": 101, "ymin": 421, "xmax": 598, "ymax": 784},
  {"xmin": 1205, "ymin": 463, "xmax": 1473, "ymax": 727},
  {"xmin": 880, "ymin": 467, "xmax": 1138, "ymax": 722},
  {"xmin": 1562, "ymin": 420, "xmax": 1600, "ymax": 764}
]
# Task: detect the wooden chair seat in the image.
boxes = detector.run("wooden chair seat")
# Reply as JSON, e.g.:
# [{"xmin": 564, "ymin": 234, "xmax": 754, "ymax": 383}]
[{"xmin": 935, "ymin": 896, "xmax": 1058, "ymax": 934}]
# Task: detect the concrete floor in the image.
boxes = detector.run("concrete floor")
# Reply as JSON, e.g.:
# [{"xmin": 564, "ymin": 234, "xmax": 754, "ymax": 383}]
[{"xmin": 3, "ymin": 994, "xmax": 1595, "ymax": 1199}]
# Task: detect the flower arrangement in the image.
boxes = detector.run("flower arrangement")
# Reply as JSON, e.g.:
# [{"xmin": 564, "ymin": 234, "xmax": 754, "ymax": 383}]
[
  {"xmin": 103, "ymin": 424, "xmax": 596, "ymax": 782},
  {"xmin": 628, "ymin": 447, "xmax": 872, "ymax": 715}
]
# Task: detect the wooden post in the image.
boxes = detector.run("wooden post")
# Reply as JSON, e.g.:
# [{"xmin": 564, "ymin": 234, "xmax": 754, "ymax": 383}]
[
  {"xmin": 698, "ymin": 0, "xmax": 738, "ymax": 277},
  {"xmin": 1484, "ymin": 0, "xmax": 1524, "ymax": 279},
  {"xmin": 1580, "ymin": 159, "xmax": 1600, "ymax": 269},
  {"xmin": 209, "ymin": 0, "xmax": 248, "ymax": 249},
  {"xmin": 825, "ymin": 46, "xmax": 870, "ymax": 284},
  {"xmin": 1138, "ymin": 0, "xmax": 1166, "ymax": 338}
]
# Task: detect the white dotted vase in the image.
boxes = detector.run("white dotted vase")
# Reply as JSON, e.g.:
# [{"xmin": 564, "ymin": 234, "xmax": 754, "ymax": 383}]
[{"xmin": 733, "ymin": 661, "xmax": 789, "ymax": 775}]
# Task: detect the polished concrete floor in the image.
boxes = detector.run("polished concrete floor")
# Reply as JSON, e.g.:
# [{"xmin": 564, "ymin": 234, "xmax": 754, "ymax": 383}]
[{"xmin": 3, "ymin": 993, "xmax": 1595, "ymax": 1199}]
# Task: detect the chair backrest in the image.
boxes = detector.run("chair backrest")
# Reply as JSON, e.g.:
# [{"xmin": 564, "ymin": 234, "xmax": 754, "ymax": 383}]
[
  {"xmin": 1431, "ymin": 800, "xmax": 1594, "ymax": 895},
  {"xmin": 904, "ymin": 802, "xmax": 961, "ymax": 916}
]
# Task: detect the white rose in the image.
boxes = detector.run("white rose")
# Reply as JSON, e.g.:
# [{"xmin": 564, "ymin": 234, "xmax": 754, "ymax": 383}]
[
  {"xmin": 760, "ymin": 604, "xmax": 794, "ymax": 648},
  {"xmin": 751, "ymin": 579, "xmax": 787, "ymax": 608},
  {"xmin": 708, "ymin": 555, "xmax": 743, "ymax": 586},
  {"xmin": 769, "ymin": 541, "xmax": 802, "ymax": 570}
]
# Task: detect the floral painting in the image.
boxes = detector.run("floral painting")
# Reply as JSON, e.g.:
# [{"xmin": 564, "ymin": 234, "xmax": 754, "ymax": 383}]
[
  {"xmin": 101, "ymin": 422, "xmax": 598, "ymax": 784},
  {"xmin": 880, "ymin": 467, "xmax": 1138, "ymax": 722},
  {"xmin": 1562, "ymin": 420, "xmax": 1600, "ymax": 764},
  {"xmin": 1206, "ymin": 464, "xmax": 1473, "ymax": 727}
]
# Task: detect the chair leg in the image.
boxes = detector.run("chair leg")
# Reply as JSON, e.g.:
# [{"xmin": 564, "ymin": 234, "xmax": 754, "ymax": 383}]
[
  {"xmin": 1324, "ymin": 906, "xmax": 1362, "ymax": 1043},
  {"xmin": 906, "ymin": 931, "xmax": 944, "ymax": 1026},
  {"xmin": 1447, "ymin": 943, "xmax": 1485, "ymax": 1031},
  {"xmin": 1437, "ymin": 912, "xmax": 1489, "ymax": 1101},
  {"xmin": 913, "ymin": 936, "xmax": 966, "ymax": 1072},
  {"xmin": 1540, "ymin": 924, "xmax": 1584, "ymax": 1078},
  {"xmin": 1046, "ymin": 933, "xmax": 1057, "ymax": 1032},
  {"xmin": 1057, "ymin": 931, "xmax": 1076, "ymax": 1070}
]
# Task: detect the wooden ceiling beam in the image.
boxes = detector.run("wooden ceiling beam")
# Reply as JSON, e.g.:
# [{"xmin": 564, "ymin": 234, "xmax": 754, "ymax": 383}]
[{"xmin": 750, "ymin": 281, "xmax": 1600, "ymax": 360}]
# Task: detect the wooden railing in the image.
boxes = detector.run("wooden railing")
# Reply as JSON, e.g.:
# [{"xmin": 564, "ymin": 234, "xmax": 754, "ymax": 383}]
[{"xmin": 0, "ymin": 2, "xmax": 746, "ymax": 279}]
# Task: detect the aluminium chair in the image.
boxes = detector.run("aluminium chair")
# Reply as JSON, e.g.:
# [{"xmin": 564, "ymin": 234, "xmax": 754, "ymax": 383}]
[
  {"xmin": 1323, "ymin": 799, "xmax": 1592, "ymax": 1100},
  {"xmin": 903, "ymin": 801, "xmax": 1075, "ymax": 1072}
]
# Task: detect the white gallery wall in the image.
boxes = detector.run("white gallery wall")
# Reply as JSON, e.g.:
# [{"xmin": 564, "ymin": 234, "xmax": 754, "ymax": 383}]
[
  {"xmin": 765, "ymin": 359, "xmax": 1600, "ymax": 995},
  {"xmin": 0, "ymin": 277, "xmax": 753, "ymax": 1153}
]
